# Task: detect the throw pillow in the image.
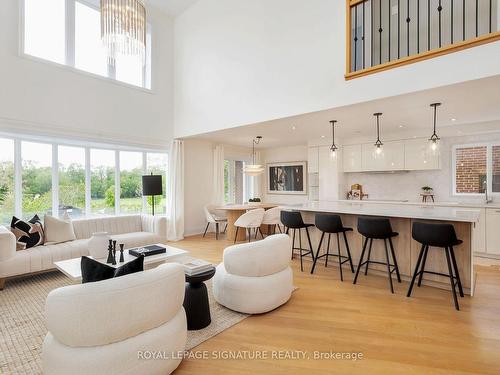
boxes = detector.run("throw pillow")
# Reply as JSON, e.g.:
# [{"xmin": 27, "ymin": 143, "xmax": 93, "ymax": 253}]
[
  {"xmin": 10, "ymin": 215, "xmax": 45, "ymax": 250},
  {"xmin": 44, "ymin": 213, "xmax": 76, "ymax": 244},
  {"xmin": 81, "ymin": 255, "xmax": 145, "ymax": 283}
]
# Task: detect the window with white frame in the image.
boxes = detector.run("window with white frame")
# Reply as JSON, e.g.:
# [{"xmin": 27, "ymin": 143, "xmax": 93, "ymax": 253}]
[
  {"xmin": 224, "ymin": 159, "xmax": 254, "ymax": 204},
  {"xmin": 22, "ymin": 0, "xmax": 152, "ymax": 89},
  {"xmin": 0, "ymin": 135, "xmax": 167, "ymax": 224},
  {"xmin": 453, "ymin": 143, "xmax": 500, "ymax": 195}
]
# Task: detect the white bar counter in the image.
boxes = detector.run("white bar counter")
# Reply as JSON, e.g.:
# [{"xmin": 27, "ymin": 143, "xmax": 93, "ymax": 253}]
[{"xmin": 281, "ymin": 201, "xmax": 480, "ymax": 296}]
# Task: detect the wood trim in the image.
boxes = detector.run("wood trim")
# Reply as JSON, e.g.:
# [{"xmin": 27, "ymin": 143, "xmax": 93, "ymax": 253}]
[
  {"xmin": 345, "ymin": 30, "xmax": 500, "ymax": 80},
  {"xmin": 349, "ymin": 0, "xmax": 368, "ymax": 6},
  {"xmin": 345, "ymin": 0, "xmax": 352, "ymax": 76}
]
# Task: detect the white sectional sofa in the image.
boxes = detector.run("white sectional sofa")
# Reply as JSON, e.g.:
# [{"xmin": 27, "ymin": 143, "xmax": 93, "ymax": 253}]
[{"xmin": 0, "ymin": 214, "xmax": 167, "ymax": 289}]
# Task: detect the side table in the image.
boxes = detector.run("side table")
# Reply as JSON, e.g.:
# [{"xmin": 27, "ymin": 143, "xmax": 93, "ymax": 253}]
[{"xmin": 183, "ymin": 267, "xmax": 216, "ymax": 330}]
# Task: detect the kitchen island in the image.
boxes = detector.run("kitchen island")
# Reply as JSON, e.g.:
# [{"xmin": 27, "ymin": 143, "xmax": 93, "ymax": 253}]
[{"xmin": 282, "ymin": 201, "xmax": 481, "ymax": 296}]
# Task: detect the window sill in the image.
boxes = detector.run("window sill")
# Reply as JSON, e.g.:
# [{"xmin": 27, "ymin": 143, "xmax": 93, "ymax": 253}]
[{"xmin": 19, "ymin": 53, "xmax": 155, "ymax": 95}]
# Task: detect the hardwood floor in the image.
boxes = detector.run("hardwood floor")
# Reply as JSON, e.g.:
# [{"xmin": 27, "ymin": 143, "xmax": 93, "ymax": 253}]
[{"xmin": 173, "ymin": 233, "xmax": 500, "ymax": 374}]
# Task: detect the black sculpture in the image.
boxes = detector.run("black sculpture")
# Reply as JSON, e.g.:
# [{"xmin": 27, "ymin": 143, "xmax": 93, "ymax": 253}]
[{"xmin": 119, "ymin": 243, "xmax": 125, "ymax": 263}]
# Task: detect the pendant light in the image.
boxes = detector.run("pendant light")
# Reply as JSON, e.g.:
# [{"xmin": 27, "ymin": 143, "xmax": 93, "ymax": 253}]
[
  {"xmin": 329, "ymin": 120, "xmax": 338, "ymax": 159},
  {"xmin": 373, "ymin": 112, "xmax": 384, "ymax": 158},
  {"xmin": 429, "ymin": 103, "xmax": 441, "ymax": 154},
  {"xmin": 243, "ymin": 136, "xmax": 264, "ymax": 176}
]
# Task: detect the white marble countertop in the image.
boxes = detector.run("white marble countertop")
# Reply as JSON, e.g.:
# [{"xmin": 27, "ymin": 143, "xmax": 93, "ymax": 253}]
[
  {"xmin": 282, "ymin": 201, "xmax": 481, "ymax": 223},
  {"xmin": 337, "ymin": 199, "xmax": 500, "ymax": 209}
]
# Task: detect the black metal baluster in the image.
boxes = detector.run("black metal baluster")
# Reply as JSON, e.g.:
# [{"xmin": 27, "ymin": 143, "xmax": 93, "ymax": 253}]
[
  {"xmin": 407, "ymin": 0, "xmax": 410, "ymax": 56},
  {"xmin": 417, "ymin": 0, "xmax": 420, "ymax": 53},
  {"xmin": 451, "ymin": 0, "xmax": 454, "ymax": 44},
  {"xmin": 379, "ymin": 0, "xmax": 383, "ymax": 64},
  {"xmin": 398, "ymin": 0, "xmax": 401, "ymax": 59},
  {"xmin": 428, "ymin": 0, "xmax": 431, "ymax": 50},
  {"xmin": 363, "ymin": 1, "xmax": 366, "ymax": 69},
  {"xmin": 371, "ymin": 0, "xmax": 374, "ymax": 66},
  {"xmin": 388, "ymin": 0, "xmax": 391, "ymax": 61},
  {"xmin": 475, "ymin": 0, "xmax": 479, "ymax": 37},
  {"xmin": 489, "ymin": 0, "xmax": 492, "ymax": 33},
  {"xmin": 354, "ymin": 5, "xmax": 358, "ymax": 71},
  {"xmin": 463, "ymin": 0, "xmax": 466, "ymax": 41},
  {"xmin": 438, "ymin": 0, "xmax": 442, "ymax": 48}
]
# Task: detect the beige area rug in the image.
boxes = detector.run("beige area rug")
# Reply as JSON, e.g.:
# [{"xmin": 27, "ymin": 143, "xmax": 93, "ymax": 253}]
[{"xmin": 0, "ymin": 272, "xmax": 249, "ymax": 375}]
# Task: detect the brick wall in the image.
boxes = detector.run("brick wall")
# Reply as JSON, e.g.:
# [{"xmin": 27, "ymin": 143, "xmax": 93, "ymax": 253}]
[{"xmin": 455, "ymin": 146, "xmax": 487, "ymax": 193}]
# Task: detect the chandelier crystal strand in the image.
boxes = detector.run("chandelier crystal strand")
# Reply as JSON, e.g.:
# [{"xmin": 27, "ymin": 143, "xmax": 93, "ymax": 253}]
[{"xmin": 101, "ymin": 0, "xmax": 146, "ymax": 66}]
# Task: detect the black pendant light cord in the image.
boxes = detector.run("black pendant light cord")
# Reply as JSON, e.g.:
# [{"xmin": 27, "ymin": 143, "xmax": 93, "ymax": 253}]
[
  {"xmin": 429, "ymin": 103, "xmax": 441, "ymax": 142},
  {"xmin": 330, "ymin": 120, "xmax": 338, "ymax": 151},
  {"xmin": 374, "ymin": 113, "xmax": 383, "ymax": 147},
  {"xmin": 252, "ymin": 136, "xmax": 262, "ymax": 164}
]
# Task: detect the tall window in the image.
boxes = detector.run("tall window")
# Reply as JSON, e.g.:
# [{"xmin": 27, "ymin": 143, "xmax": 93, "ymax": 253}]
[
  {"xmin": 119, "ymin": 152, "xmax": 143, "ymax": 214},
  {"xmin": 454, "ymin": 144, "xmax": 500, "ymax": 195},
  {"xmin": 21, "ymin": 142, "xmax": 52, "ymax": 219},
  {"xmin": 0, "ymin": 139, "xmax": 15, "ymax": 224},
  {"xmin": 90, "ymin": 149, "xmax": 116, "ymax": 216},
  {"xmin": 147, "ymin": 153, "xmax": 167, "ymax": 214},
  {"xmin": 224, "ymin": 159, "xmax": 254, "ymax": 204},
  {"xmin": 23, "ymin": 0, "xmax": 152, "ymax": 89},
  {"xmin": 58, "ymin": 146, "xmax": 85, "ymax": 218}
]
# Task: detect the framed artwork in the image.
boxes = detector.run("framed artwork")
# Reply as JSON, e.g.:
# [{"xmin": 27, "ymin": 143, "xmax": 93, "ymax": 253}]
[{"xmin": 267, "ymin": 162, "xmax": 307, "ymax": 195}]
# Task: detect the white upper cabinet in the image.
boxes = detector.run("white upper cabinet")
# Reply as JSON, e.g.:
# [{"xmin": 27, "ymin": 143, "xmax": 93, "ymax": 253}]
[
  {"xmin": 308, "ymin": 146, "xmax": 319, "ymax": 174},
  {"xmin": 404, "ymin": 138, "xmax": 440, "ymax": 170},
  {"xmin": 318, "ymin": 146, "xmax": 340, "ymax": 201},
  {"xmin": 343, "ymin": 138, "xmax": 440, "ymax": 172},
  {"xmin": 343, "ymin": 144, "xmax": 362, "ymax": 172}
]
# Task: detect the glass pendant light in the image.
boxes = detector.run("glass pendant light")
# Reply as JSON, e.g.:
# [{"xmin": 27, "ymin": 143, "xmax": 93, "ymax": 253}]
[
  {"xmin": 373, "ymin": 112, "xmax": 384, "ymax": 158},
  {"xmin": 429, "ymin": 103, "xmax": 441, "ymax": 155},
  {"xmin": 243, "ymin": 136, "xmax": 264, "ymax": 176},
  {"xmin": 329, "ymin": 120, "xmax": 338, "ymax": 159}
]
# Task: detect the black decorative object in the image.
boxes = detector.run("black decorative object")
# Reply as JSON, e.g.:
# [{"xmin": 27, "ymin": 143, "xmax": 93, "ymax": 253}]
[
  {"xmin": 10, "ymin": 215, "xmax": 45, "ymax": 250},
  {"xmin": 106, "ymin": 240, "xmax": 114, "ymax": 264},
  {"xmin": 183, "ymin": 267, "xmax": 216, "ymax": 330},
  {"xmin": 129, "ymin": 244, "xmax": 166, "ymax": 257},
  {"xmin": 142, "ymin": 174, "xmax": 163, "ymax": 216},
  {"xmin": 429, "ymin": 102, "xmax": 441, "ymax": 152},
  {"xmin": 329, "ymin": 120, "xmax": 338, "ymax": 158},
  {"xmin": 81, "ymin": 255, "xmax": 145, "ymax": 283},
  {"xmin": 119, "ymin": 244, "xmax": 125, "ymax": 262},
  {"xmin": 112, "ymin": 240, "xmax": 117, "ymax": 265},
  {"xmin": 373, "ymin": 112, "xmax": 383, "ymax": 155}
]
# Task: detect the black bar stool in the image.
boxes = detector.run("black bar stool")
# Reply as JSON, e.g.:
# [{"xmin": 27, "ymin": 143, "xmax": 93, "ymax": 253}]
[
  {"xmin": 353, "ymin": 217, "xmax": 401, "ymax": 293},
  {"xmin": 280, "ymin": 211, "xmax": 314, "ymax": 272},
  {"xmin": 408, "ymin": 222, "xmax": 464, "ymax": 310},
  {"xmin": 310, "ymin": 214, "xmax": 354, "ymax": 281}
]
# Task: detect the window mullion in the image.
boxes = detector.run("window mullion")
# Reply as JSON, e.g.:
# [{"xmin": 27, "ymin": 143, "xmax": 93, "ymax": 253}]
[
  {"xmin": 85, "ymin": 148, "xmax": 91, "ymax": 217},
  {"xmin": 14, "ymin": 140, "xmax": 22, "ymax": 218},
  {"xmin": 142, "ymin": 152, "xmax": 147, "ymax": 214},
  {"xmin": 52, "ymin": 145, "xmax": 59, "ymax": 218},
  {"xmin": 115, "ymin": 151, "xmax": 120, "ymax": 215},
  {"xmin": 487, "ymin": 144, "xmax": 493, "ymax": 195},
  {"xmin": 65, "ymin": 0, "xmax": 76, "ymax": 67}
]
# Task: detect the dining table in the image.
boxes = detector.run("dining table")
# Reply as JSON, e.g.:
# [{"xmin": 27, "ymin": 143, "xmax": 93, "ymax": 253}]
[{"xmin": 215, "ymin": 203, "xmax": 278, "ymax": 241}]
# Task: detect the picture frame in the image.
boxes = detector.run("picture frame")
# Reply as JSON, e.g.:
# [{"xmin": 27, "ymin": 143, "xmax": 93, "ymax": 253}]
[{"xmin": 267, "ymin": 161, "xmax": 307, "ymax": 195}]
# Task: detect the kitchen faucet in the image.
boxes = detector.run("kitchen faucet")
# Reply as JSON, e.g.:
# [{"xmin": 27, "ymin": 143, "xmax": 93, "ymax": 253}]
[{"xmin": 484, "ymin": 181, "xmax": 493, "ymax": 204}]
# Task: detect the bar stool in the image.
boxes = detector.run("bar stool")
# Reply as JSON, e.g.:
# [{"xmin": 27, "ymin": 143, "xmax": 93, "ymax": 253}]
[
  {"xmin": 408, "ymin": 222, "xmax": 464, "ymax": 310},
  {"xmin": 310, "ymin": 214, "xmax": 354, "ymax": 281},
  {"xmin": 353, "ymin": 217, "xmax": 401, "ymax": 293},
  {"xmin": 280, "ymin": 211, "xmax": 314, "ymax": 272}
]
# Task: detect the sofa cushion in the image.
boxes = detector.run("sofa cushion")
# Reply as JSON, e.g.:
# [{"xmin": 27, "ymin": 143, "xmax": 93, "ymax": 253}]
[
  {"xmin": 72, "ymin": 215, "xmax": 143, "ymax": 240},
  {"xmin": 112, "ymin": 232, "xmax": 161, "ymax": 249},
  {"xmin": 10, "ymin": 215, "xmax": 44, "ymax": 250},
  {"xmin": 81, "ymin": 255, "xmax": 144, "ymax": 283},
  {"xmin": 44, "ymin": 214, "xmax": 76, "ymax": 244}
]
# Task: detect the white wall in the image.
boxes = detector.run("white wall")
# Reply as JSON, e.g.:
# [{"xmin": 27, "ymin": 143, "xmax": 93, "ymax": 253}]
[
  {"xmin": 174, "ymin": 0, "xmax": 500, "ymax": 139},
  {"xmin": 0, "ymin": 0, "xmax": 174, "ymax": 148},
  {"xmin": 260, "ymin": 145, "xmax": 309, "ymax": 205},
  {"xmin": 344, "ymin": 132, "xmax": 500, "ymax": 203}
]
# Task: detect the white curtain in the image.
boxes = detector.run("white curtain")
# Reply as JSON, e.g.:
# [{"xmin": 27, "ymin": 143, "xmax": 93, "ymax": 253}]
[
  {"xmin": 166, "ymin": 140, "xmax": 184, "ymax": 241},
  {"xmin": 252, "ymin": 151, "xmax": 263, "ymax": 199},
  {"xmin": 212, "ymin": 144, "xmax": 225, "ymax": 205}
]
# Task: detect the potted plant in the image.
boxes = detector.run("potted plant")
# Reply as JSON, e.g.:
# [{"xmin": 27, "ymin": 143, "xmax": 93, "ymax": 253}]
[
  {"xmin": 421, "ymin": 186, "xmax": 433, "ymax": 195},
  {"xmin": 248, "ymin": 197, "xmax": 261, "ymax": 205}
]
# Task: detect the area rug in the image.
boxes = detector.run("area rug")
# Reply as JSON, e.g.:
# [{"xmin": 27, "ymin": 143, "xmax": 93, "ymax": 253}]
[{"xmin": 0, "ymin": 272, "xmax": 249, "ymax": 375}]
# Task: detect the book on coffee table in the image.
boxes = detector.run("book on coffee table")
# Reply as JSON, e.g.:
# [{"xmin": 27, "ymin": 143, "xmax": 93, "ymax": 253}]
[
  {"xmin": 182, "ymin": 258, "xmax": 214, "ymax": 276},
  {"xmin": 129, "ymin": 244, "xmax": 166, "ymax": 257}
]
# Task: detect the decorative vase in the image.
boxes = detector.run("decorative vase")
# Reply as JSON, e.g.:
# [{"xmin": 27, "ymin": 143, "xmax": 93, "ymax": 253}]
[{"xmin": 88, "ymin": 232, "xmax": 111, "ymax": 259}]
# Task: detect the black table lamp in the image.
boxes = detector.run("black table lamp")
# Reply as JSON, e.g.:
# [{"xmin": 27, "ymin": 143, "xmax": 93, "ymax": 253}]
[{"xmin": 142, "ymin": 174, "xmax": 163, "ymax": 216}]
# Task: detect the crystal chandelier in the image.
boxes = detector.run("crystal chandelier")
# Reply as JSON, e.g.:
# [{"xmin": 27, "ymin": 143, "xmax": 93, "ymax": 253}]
[
  {"xmin": 243, "ymin": 136, "xmax": 264, "ymax": 176},
  {"xmin": 101, "ymin": 0, "xmax": 147, "ymax": 66}
]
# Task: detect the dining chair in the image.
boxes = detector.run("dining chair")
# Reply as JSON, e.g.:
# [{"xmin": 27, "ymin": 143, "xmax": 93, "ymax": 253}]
[
  {"xmin": 261, "ymin": 206, "xmax": 283, "ymax": 235},
  {"xmin": 234, "ymin": 208, "xmax": 265, "ymax": 243},
  {"xmin": 203, "ymin": 205, "xmax": 228, "ymax": 240}
]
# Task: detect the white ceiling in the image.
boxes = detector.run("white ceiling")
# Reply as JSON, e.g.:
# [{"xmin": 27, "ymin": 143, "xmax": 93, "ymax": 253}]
[
  {"xmin": 190, "ymin": 75, "xmax": 500, "ymax": 149},
  {"xmin": 148, "ymin": 0, "xmax": 199, "ymax": 16}
]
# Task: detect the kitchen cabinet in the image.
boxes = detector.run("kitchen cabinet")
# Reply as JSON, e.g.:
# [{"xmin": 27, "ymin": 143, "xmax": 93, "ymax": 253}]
[
  {"xmin": 486, "ymin": 209, "xmax": 500, "ymax": 255},
  {"xmin": 318, "ymin": 146, "xmax": 340, "ymax": 201},
  {"xmin": 382, "ymin": 141, "xmax": 405, "ymax": 170},
  {"xmin": 404, "ymin": 138, "xmax": 440, "ymax": 170},
  {"xmin": 472, "ymin": 208, "xmax": 486, "ymax": 254},
  {"xmin": 308, "ymin": 147, "xmax": 319, "ymax": 174},
  {"xmin": 343, "ymin": 144, "xmax": 362, "ymax": 172}
]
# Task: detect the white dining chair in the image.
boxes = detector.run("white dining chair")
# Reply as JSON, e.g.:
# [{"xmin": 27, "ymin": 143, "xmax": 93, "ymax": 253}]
[
  {"xmin": 203, "ymin": 205, "xmax": 228, "ymax": 240},
  {"xmin": 234, "ymin": 208, "xmax": 265, "ymax": 243},
  {"xmin": 262, "ymin": 206, "xmax": 283, "ymax": 235}
]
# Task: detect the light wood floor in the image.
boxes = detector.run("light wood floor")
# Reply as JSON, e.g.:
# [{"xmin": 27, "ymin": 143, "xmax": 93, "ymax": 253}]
[{"xmin": 173, "ymin": 233, "xmax": 500, "ymax": 374}]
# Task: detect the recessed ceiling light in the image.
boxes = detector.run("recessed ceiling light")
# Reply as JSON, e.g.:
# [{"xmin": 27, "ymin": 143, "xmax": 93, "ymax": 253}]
[
  {"xmin": 451, "ymin": 118, "xmax": 457, "ymax": 122},
  {"xmin": 292, "ymin": 126, "xmax": 296, "ymax": 130},
  {"xmin": 321, "ymin": 135, "xmax": 325, "ymax": 138},
  {"xmin": 399, "ymin": 125, "xmax": 404, "ymax": 128}
]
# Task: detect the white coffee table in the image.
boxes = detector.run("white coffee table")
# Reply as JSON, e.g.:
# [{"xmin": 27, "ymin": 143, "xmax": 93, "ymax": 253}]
[{"xmin": 54, "ymin": 243, "xmax": 189, "ymax": 283}]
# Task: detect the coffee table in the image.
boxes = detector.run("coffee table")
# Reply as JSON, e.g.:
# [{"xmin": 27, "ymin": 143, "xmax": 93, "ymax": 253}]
[
  {"xmin": 183, "ymin": 267, "xmax": 216, "ymax": 330},
  {"xmin": 54, "ymin": 243, "xmax": 189, "ymax": 283}
]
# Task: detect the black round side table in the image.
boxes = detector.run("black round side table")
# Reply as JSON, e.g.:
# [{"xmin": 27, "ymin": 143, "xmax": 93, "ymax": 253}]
[{"xmin": 183, "ymin": 267, "xmax": 216, "ymax": 330}]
